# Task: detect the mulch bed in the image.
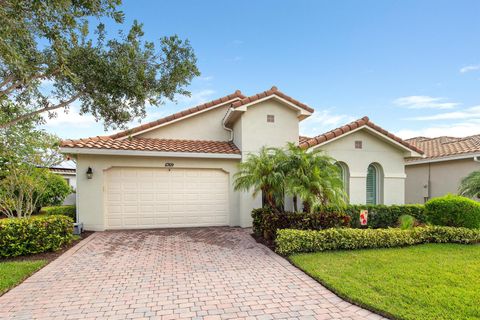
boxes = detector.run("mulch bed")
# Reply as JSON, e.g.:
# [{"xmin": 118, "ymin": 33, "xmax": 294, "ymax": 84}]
[
  {"xmin": 0, "ymin": 231, "xmax": 94, "ymax": 263},
  {"xmin": 251, "ymin": 232, "xmax": 276, "ymax": 251}
]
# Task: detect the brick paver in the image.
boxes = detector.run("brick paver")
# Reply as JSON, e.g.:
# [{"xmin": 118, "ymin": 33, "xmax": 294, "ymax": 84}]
[{"xmin": 0, "ymin": 228, "xmax": 384, "ymax": 320}]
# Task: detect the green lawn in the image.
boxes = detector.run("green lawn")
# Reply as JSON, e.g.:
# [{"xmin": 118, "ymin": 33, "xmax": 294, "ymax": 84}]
[
  {"xmin": 0, "ymin": 260, "xmax": 47, "ymax": 295},
  {"xmin": 290, "ymin": 244, "xmax": 480, "ymax": 320}
]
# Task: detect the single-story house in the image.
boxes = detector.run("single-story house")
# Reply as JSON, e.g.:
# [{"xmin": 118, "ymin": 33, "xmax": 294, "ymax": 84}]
[
  {"xmin": 60, "ymin": 87, "xmax": 423, "ymax": 231},
  {"xmin": 405, "ymin": 135, "xmax": 480, "ymax": 203}
]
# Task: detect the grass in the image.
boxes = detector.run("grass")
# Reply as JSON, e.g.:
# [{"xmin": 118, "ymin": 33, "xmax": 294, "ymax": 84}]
[
  {"xmin": 0, "ymin": 260, "xmax": 48, "ymax": 295},
  {"xmin": 290, "ymin": 244, "xmax": 480, "ymax": 320}
]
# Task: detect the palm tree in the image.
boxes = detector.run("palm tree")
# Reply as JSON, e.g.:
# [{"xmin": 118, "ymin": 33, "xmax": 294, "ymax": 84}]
[
  {"xmin": 283, "ymin": 143, "xmax": 347, "ymax": 212},
  {"xmin": 233, "ymin": 147, "xmax": 286, "ymax": 211},
  {"xmin": 459, "ymin": 171, "xmax": 480, "ymax": 198}
]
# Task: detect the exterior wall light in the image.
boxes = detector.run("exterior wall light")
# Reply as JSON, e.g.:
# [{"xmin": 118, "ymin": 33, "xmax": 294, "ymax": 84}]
[{"xmin": 86, "ymin": 167, "xmax": 93, "ymax": 179}]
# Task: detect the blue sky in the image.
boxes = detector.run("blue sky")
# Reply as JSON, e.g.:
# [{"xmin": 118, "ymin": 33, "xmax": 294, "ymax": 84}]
[{"xmin": 43, "ymin": 0, "xmax": 480, "ymax": 139}]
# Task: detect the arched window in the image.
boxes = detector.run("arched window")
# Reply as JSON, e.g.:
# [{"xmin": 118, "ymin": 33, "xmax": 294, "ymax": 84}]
[
  {"xmin": 336, "ymin": 162, "xmax": 350, "ymax": 200},
  {"xmin": 366, "ymin": 163, "xmax": 383, "ymax": 205}
]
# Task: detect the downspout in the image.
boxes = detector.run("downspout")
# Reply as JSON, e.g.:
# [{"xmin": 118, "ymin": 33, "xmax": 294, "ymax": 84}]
[
  {"xmin": 222, "ymin": 107, "xmax": 234, "ymax": 141},
  {"xmin": 474, "ymin": 155, "xmax": 480, "ymax": 163}
]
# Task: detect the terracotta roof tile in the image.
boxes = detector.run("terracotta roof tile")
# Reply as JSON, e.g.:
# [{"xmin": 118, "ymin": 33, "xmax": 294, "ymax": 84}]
[
  {"xmin": 299, "ymin": 136, "xmax": 311, "ymax": 144},
  {"xmin": 300, "ymin": 116, "xmax": 424, "ymax": 154},
  {"xmin": 406, "ymin": 134, "xmax": 480, "ymax": 160},
  {"xmin": 60, "ymin": 137, "xmax": 240, "ymax": 155},
  {"xmin": 109, "ymin": 90, "xmax": 245, "ymax": 139},
  {"xmin": 231, "ymin": 86, "xmax": 314, "ymax": 113}
]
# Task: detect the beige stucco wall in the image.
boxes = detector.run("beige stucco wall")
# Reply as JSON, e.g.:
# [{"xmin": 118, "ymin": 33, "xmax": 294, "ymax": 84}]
[
  {"xmin": 76, "ymin": 154, "xmax": 240, "ymax": 231},
  {"xmin": 315, "ymin": 129, "xmax": 408, "ymax": 205},
  {"xmin": 138, "ymin": 105, "xmax": 231, "ymax": 141},
  {"xmin": 405, "ymin": 158, "xmax": 480, "ymax": 204},
  {"xmin": 233, "ymin": 99, "xmax": 301, "ymax": 225}
]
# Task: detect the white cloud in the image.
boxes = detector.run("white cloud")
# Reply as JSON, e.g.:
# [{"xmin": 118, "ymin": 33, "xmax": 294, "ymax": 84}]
[
  {"xmin": 230, "ymin": 40, "xmax": 244, "ymax": 46},
  {"xmin": 41, "ymin": 104, "xmax": 95, "ymax": 128},
  {"xmin": 393, "ymin": 95, "xmax": 459, "ymax": 109},
  {"xmin": 396, "ymin": 120, "xmax": 480, "ymax": 139},
  {"xmin": 300, "ymin": 109, "xmax": 356, "ymax": 137},
  {"xmin": 460, "ymin": 64, "xmax": 480, "ymax": 73},
  {"xmin": 405, "ymin": 105, "xmax": 480, "ymax": 121}
]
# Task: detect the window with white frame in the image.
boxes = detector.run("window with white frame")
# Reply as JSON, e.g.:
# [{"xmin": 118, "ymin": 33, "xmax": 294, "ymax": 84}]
[{"xmin": 366, "ymin": 163, "xmax": 383, "ymax": 205}]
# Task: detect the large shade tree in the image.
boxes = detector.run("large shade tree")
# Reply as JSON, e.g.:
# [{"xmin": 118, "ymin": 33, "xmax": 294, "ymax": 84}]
[{"xmin": 0, "ymin": 0, "xmax": 200, "ymax": 129}]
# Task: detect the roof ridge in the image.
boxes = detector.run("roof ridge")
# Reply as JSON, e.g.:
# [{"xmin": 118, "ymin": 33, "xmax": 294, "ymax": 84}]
[
  {"xmin": 108, "ymin": 90, "xmax": 245, "ymax": 139},
  {"xmin": 300, "ymin": 116, "xmax": 423, "ymax": 154},
  {"xmin": 231, "ymin": 86, "xmax": 314, "ymax": 113}
]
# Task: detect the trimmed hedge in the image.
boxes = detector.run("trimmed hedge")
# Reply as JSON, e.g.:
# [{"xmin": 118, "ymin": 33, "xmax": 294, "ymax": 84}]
[
  {"xmin": 276, "ymin": 227, "xmax": 480, "ymax": 255},
  {"xmin": 252, "ymin": 208, "xmax": 350, "ymax": 239},
  {"xmin": 326, "ymin": 204, "xmax": 427, "ymax": 229},
  {"xmin": 252, "ymin": 204, "xmax": 427, "ymax": 239},
  {"xmin": 425, "ymin": 194, "xmax": 480, "ymax": 229},
  {"xmin": 0, "ymin": 215, "xmax": 73, "ymax": 257},
  {"xmin": 40, "ymin": 205, "xmax": 76, "ymax": 222}
]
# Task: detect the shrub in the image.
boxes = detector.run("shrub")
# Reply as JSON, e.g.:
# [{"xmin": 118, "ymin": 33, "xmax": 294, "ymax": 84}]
[
  {"xmin": 40, "ymin": 205, "xmax": 76, "ymax": 222},
  {"xmin": 38, "ymin": 171, "xmax": 72, "ymax": 207},
  {"xmin": 0, "ymin": 215, "xmax": 73, "ymax": 257},
  {"xmin": 251, "ymin": 208, "xmax": 350, "ymax": 239},
  {"xmin": 425, "ymin": 194, "xmax": 480, "ymax": 229},
  {"xmin": 322, "ymin": 204, "xmax": 427, "ymax": 228},
  {"xmin": 399, "ymin": 214, "xmax": 415, "ymax": 230},
  {"xmin": 276, "ymin": 227, "xmax": 480, "ymax": 255}
]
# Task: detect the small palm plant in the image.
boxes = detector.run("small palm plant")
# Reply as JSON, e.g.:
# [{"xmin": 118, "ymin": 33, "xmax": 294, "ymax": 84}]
[
  {"xmin": 233, "ymin": 147, "xmax": 286, "ymax": 211},
  {"xmin": 283, "ymin": 143, "xmax": 347, "ymax": 212},
  {"xmin": 458, "ymin": 171, "xmax": 480, "ymax": 199}
]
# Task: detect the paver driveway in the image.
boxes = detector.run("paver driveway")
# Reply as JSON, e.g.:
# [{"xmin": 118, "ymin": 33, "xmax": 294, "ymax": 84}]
[{"xmin": 0, "ymin": 228, "xmax": 384, "ymax": 320}]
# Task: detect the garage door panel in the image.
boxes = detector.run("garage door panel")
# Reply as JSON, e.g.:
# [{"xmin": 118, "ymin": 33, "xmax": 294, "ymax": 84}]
[{"xmin": 105, "ymin": 167, "xmax": 229, "ymax": 229}]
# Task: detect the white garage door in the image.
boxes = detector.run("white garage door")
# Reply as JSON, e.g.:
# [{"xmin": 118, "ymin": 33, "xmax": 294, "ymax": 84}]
[{"xmin": 105, "ymin": 167, "xmax": 229, "ymax": 229}]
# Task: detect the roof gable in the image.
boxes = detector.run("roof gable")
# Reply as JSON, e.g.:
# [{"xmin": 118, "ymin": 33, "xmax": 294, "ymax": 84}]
[
  {"xmin": 300, "ymin": 116, "xmax": 424, "ymax": 156},
  {"xmin": 109, "ymin": 90, "xmax": 245, "ymax": 139},
  {"xmin": 224, "ymin": 86, "xmax": 313, "ymax": 126}
]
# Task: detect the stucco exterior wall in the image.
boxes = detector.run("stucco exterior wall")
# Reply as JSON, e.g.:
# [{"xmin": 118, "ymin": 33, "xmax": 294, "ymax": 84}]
[
  {"xmin": 76, "ymin": 154, "xmax": 240, "ymax": 230},
  {"xmin": 138, "ymin": 105, "xmax": 231, "ymax": 141},
  {"xmin": 405, "ymin": 158, "xmax": 480, "ymax": 203},
  {"xmin": 316, "ymin": 129, "xmax": 407, "ymax": 205},
  {"xmin": 234, "ymin": 99, "xmax": 300, "ymax": 225}
]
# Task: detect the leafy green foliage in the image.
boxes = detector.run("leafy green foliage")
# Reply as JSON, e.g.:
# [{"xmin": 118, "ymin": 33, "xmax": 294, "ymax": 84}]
[
  {"xmin": 234, "ymin": 148, "xmax": 286, "ymax": 210},
  {"xmin": 40, "ymin": 205, "xmax": 76, "ymax": 221},
  {"xmin": 234, "ymin": 145, "xmax": 346, "ymax": 211},
  {"xmin": 0, "ymin": 101, "xmax": 63, "ymax": 171},
  {"xmin": 252, "ymin": 208, "xmax": 350, "ymax": 239},
  {"xmin": 458, "ymin": 170, "xmax": 480, "ymax": 199},
  {"xmin": 321, "ymin": 204, "xmax": 427, "ymax": 228},
  {"xmin": 0, "ymin": 166, "xmax": 71, "ymax": 217},
  {"xmin": 275, "ymin": 226, "xmax": 480, "ymax": 255},
  {"xmin": 398, "ymin": 214, "xmax": 415, "ymax": 230},
  {"xmin": 0, "ymin": 0, "xmax": 199, "ymax": 129},
  {"xmin": 425, "ymin": 194, "xmax": 480, "ymax": 229},
  {"xmin": 0, "ymin": 260, "xmax": 48, "ymax": 295},
  {"xmin": 290, "ymin": 244, "xmax": 480, "ymax": 320},
  {"xmin": 38, "ymin": 172, "xmax": 72, "ymax": 207},
  {"xmin": 0, "ymin": 215, "xmax": 73, "ymax": 257},
  {"xmin": 282, "ymin": 143, "xmax": 346, "ymax": 211}
]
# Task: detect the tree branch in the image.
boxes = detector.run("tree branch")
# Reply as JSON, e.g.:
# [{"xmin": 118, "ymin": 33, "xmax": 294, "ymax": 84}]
[
  {"xmin": 0, "ymin": 70, "xmax": 60, "ymax": 97},
  {"xmin": 0, "ymin": 93, "xmax": 82, "ymax": 129},
  {"xmin": 0, "ymin": 74, "xmax": 15, "ymax": 89}
]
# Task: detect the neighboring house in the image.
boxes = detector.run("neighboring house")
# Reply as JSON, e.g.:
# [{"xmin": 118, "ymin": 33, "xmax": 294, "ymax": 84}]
[
  {"xmin": 60, "ymin": 87, "xmax": 422, "ymax": 231},
  {"xmin": 49, "ymin": 166, "xmax": 77, "ymax": 205},
  {"xmin": 405, "ymin": 135, "xmax": 480, "ymax": 203}
]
